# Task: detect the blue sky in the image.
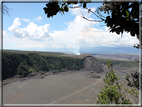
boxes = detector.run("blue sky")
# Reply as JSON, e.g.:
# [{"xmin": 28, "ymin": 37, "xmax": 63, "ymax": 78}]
[{"xmin": 3, "ymin": 2, "xmax": 139, "ymax": 55}]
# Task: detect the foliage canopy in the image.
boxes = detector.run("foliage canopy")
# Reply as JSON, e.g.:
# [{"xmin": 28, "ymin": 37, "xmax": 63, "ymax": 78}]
[
  {"xmin": 43, "ymin": 1, "xmax": 139, "ymax": 39},
  {"xmin": 96, "ymin": 59, "xmax": 139, "ymax": 104}
]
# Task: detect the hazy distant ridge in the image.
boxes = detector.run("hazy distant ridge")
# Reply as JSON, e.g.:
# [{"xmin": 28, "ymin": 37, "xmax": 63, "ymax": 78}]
[{"xmin": 92, "ymin": 54, "xmax": 139, "ymax": 61}]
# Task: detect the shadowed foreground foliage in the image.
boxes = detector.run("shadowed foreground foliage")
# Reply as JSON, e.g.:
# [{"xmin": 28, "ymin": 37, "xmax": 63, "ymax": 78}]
[{"xmin": 96, "ymin": 59, "xmax": 139, "ymax": 104}]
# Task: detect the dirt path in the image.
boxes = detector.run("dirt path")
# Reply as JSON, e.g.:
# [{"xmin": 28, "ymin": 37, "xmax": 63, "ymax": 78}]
[{"xmin": 3, "ymin": 70, "xmax": 107, "ymax": 104}]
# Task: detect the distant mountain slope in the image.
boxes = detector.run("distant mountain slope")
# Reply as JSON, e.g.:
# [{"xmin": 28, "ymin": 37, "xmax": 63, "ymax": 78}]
[
  {"xmin": 80, "ymin": 47, "xmax": 139, "ymax": 54},
  {"xmin": 92, "ymin": 54, "xmax": 139, "ymax": 61}
]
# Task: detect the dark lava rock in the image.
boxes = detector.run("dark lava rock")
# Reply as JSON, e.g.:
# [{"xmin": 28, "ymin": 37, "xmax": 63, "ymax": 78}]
[{"xmin": 82, "ymin": 55, "xmax": 104, "ymax": 73}]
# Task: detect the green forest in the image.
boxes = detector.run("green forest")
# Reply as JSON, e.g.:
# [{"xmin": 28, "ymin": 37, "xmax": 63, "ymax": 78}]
[
  {"xmin": 2, "ymin": 50, "xmax": 84, "ymax": 80},
  {"xmin": 2, "ymin": 50, "xmax": 139, "ymax": 80},
  {"xmin": 98, "ymin": 59, "xmax": 139, "ymax": 68}
]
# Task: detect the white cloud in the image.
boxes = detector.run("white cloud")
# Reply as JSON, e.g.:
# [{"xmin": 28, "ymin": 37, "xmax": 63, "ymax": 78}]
[
  {"xmin": 8, "ymin": 18, "xmax": 50, "ymax": 40},
  {"xmin": 5, "ymin": 15, "xmax": 139, "ymax": 54},
  {"xmin": 0, "ymin": 30, "xmax": 12, "ymax": 38},
  {"xmin": 3, "ymin": 36, "xmax": 46, "ymax": 50},
  {"xmin": 8, "ymin": 18, "xmax": 21, "ymax": 31},
  {"xmin": 1, "ymin": 30, "xmax": 8, "ymax": 37},
  {"xmin": 33, "ymin": 16, "xmax": 42, "ymax": 22},
  {"xmin": 3, "ymin": 31, "xmax": 9, "ymax": 38},
  {"xmin": 22, "ymin": 18, "xmax": 30, "ymax": 22},
  {"xmin": 48, "ymin": 15, "xmax": 139, "ymax": 54}
]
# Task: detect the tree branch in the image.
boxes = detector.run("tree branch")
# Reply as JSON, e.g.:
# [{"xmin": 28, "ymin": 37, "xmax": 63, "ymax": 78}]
[
  {"xmin": 1, "ymin": 4, "xmax": 11, "ymax": 16},
  {"xmin": 81, "ymin": 15, "xmax": 102, "ymax": 22},
  {"xmin": 69, "ymin": 4, "xmax": 82, "ymax": 9},
  {"xmin": 87, "ymin": 7, "xmax": 105, "ymax": 21},
  {"xmin": 80, "ymin": 10, "xmax": 104, "ymax": 22}
]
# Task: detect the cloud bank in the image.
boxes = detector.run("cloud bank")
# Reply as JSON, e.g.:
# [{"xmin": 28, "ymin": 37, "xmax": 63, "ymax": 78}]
[
  {"xmin": 5, "ymin": 9, "xmax": 139, "ymax": 55},
  {"xmin": 8, "ymin": 18, "xmax": 50, "ymax": 40}
]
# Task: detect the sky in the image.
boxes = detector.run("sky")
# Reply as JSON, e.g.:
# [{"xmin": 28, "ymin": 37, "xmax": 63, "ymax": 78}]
[{"xmin": 2, "ymin": 2, "xmax": 139, "ymax": 55}]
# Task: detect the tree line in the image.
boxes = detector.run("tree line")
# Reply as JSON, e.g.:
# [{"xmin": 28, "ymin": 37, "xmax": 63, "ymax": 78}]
[
  {"xmin": 98, "ymin": 59, "xmax": 139, "ymax": 68},
  {"xmin": 2, "ymin": 51, "xmax": 84, "ymax": 80}
]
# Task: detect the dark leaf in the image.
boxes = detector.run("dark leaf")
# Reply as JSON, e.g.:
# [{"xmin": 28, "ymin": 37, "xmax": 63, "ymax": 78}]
[
  {"xmin": 130, "ymin": 30, "xmax": 135, "ymax": 36},
  {"xmin": 83, "ymin": 2, "xmax": 86, "ymax": 8},
  {"xmin": 115, "ymin": 20, "xmax": 120, "ymax": 26},
  {"xmin": 64, "ymin": 5, "xmax": 69, "ymax": 12},
  {"xmin": 116, "ymin": 27, "xmax": 121, "ymax": 35}
]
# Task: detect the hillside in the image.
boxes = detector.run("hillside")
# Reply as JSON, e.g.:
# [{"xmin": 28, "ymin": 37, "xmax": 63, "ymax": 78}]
[
  {"xmin": 82, "ymin": 55, "xmax": 104, "ymax": 73},
  {"xmin": 2, "ymin": 50, "xmax": 84, "ymax": 80},
  {"xmin": 2, "ymin": 51, "xmax": 140, "ymax": 104},
  {"xmin": 2, "ymin": 49, "xmax": 107, "ymax": 80},
  {"xmin": 3, "ymin": 50, "xmax": 139, "ymax": 81}
]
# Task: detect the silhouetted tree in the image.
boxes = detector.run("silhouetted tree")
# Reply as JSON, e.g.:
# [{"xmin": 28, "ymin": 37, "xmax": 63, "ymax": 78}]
[
  {"xmin": 0, "ymin": 3, "xmax": 11, "ymax": 16},
  {"xmin": 43, "ymin": 1, "xmax": 140, "ymax": 43}
]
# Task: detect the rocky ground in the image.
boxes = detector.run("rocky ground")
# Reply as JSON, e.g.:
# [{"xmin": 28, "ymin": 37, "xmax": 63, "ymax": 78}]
[
  {"xmin": 2, "ymin": 55, "xmax": 140, "ymax": 105},
  {"xmin": 3, "ymin": 69, "xmax": 105, "ymax": 86}
]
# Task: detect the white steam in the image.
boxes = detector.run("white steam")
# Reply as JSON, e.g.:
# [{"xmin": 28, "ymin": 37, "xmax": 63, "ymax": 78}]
[{"xmin": 66, "ymin": 44, "xmax": 80, "ymax": 55}]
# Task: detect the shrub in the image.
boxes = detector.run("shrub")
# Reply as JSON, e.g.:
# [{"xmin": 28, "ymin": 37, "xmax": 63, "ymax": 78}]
[
  {"xmin": 17, "ymin": 60, "xmax": 31, "ymax": 76},
  {"xmin": 96, "ymin": 59, "xmax": 132, "ymax": 104}
]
